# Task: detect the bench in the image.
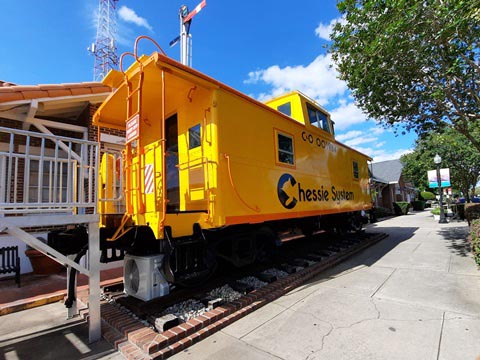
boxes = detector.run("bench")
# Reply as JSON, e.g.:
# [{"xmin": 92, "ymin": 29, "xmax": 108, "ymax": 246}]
[{"xmin": 0, "ymin": 246, "xmax": 20, "ymax": 287}]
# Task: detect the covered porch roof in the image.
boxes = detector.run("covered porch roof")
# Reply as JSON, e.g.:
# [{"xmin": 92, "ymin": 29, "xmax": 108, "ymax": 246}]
[{"xmin": 0, "ymin": 82, "xmax": 111, "ymax": 132}]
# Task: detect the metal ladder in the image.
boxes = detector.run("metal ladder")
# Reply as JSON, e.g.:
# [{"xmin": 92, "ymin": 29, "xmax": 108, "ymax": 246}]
[{"xmin": 124, "ymin": 63, "xmax": 146, "ymax": 215}]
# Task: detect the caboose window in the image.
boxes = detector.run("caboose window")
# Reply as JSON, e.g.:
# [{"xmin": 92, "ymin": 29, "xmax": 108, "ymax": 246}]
[
  {"xmin": 278, "ymin": 133, "xmax": 294, "ymax": 165},
  {"xmin": 307, "ymin": 104, "xmax": 331, "ymax": 133},
  {"xmin": 353, "ymin": 161, "xmax": 359, "ymax": 179},
  {"xmin": 189, "ymin": 124, "xmax": 201, "ymax": 149},
  {"xmin": 277, "ymin": 102, "xmax": 291, "ymax": 117}
]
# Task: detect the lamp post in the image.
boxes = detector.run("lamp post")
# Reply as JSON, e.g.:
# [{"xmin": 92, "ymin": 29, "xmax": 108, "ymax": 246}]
[{"xmin": 434, "ymin": 154, "xmax": 448, "ymax": 224}]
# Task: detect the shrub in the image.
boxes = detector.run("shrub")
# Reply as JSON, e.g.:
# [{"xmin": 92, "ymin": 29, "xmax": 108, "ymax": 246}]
[
  {"xmin": 470, "ymin": 219, "xmax": 480, "ymax": 266},
  {"xmin": 465, "ymin": 203, "xmax": 480, "ymax": 225},
  {"xmin": 431, "ymin": 207, "xmax": 441, "ymax": 215},
  {"xmin": 420, "ymin": 191, "xmax": 436, "ymax": 200},
  {"xmin": 393, "ymin": 202, "xmax": 410, "ymax": 215},
  {"xmin": 373, "ymin": 206, "xmax": 393, "ymax": 219},
  {"xmin": 412, "ymin": 200, "xmax": 426, "ymax": 211}
]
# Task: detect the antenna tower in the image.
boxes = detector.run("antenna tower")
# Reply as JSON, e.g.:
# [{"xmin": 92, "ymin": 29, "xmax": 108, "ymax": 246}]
[{"xmin": 89, "ymin": 0, "xmax": 119, "ymax": 81}]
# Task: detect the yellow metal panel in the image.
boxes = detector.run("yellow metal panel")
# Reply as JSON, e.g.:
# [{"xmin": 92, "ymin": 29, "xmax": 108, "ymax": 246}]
[
  {"xmin": 213, "ymin": 88, "xmax": 371, "ymax": 226},
  {"xmin": 264, "ymin": 92, "xmax": 305, "ymax": 124},
  {"xmin": 95, "ymin": 52, "xmax": 372, "ymax": 240},
  {"xmin": 98, "ymin": 153, "xmax": 116, "ymax": 216},
  {"xmin": 102, "ymin": 69, "xmax": 124, "ymax": 89}
]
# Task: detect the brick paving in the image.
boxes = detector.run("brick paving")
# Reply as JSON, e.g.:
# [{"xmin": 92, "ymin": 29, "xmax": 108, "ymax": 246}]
[
  {"xmin": 99, "ymin": 233, "xmax": 386, "ymax": 359},
  {"xmin": 0, "ymin": 234, "xmax": 385, "ymax": 359},
  {"xmin": 0, "ymin": 267, "xmax": 123, "ymax": 315}
]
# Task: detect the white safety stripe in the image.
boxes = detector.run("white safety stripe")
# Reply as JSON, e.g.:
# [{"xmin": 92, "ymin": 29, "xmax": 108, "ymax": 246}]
[{"xmin": 144, "ymin": 164, "xmax": 154, "ymax": 194}]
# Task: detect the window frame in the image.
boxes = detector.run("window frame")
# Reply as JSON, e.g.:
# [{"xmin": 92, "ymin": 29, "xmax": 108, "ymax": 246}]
[
  {"xmin": 277, "ymin": 102, "xmax": 292, "ymax": 117},
  {"xmin": 352, "ymin": 160, "xmax": 360, "ymax": 180},
  {"xmin": 275, "ymin": 129, "xmax": 296, "ymax": 168},
  {"xmin": 188, "ymin": 124, "xmax": 201, "ymax": 150},
  {"xmin": 306, "ymin": 104, "xmax": 331, "ymax": 134}
]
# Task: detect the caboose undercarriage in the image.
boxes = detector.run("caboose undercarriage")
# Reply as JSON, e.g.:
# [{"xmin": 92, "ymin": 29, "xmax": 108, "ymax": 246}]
[
  {"xmin": 49, "ymin": 212, "xmax": 365, "ymax": 300},
  {"xmin": 49, "ymin": 211, "xmax": 367, "ymax": 302}
]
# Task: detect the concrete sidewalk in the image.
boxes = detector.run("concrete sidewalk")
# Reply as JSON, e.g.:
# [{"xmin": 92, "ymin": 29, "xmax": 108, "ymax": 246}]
[
  {"xmin": 0, "ymin": 301, "xmax": 123, "ymax": 360},
  {"xmin": 0, "ymin": 211, "xmax": 478, "ymax": 359},
  {"xmin": 172, "ymin": 211, "xmax": 480, "ymax": 360}
]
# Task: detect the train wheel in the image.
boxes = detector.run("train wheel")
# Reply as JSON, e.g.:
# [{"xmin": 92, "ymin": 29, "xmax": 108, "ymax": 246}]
[
  {"xmin": 300, "ymin": 218, "xmax": 316, "ymax": 237},
  {"xmin": 254, "ymin": 225, "xmax": 277, "ymax": 263},
  {"xmin": 335, "ymin": 225, "xmax": 347, "ymax": 236},
  {"xmin": 174, "ymin": 246, "xmax": 218, "ymax": 288},
  {"xmin": 321, "ymin": 214, "xmax": 347, "ymax": 235},
  {"xmin": 349, "ymin": 212, "xmax": 365, "ymax": 233},
  {"xmin": 350, "ymin": 219, "xmax": 363, "ymax": 232},
  {"xmin": 164, "ymin": 225, "xmax": 218, "ymax": 288}
]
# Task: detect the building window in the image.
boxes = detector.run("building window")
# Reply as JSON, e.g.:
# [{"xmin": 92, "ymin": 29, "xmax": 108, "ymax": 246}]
[
  {"xmin": 189, "ymin": 124, "xmax": 201, "ymax": 149},
  {"xmin": 353, "ymin": 161, "xmax": 359, "ymax": 179},
  {"xmin": 277, "ymin": 102, "xmax": 291, "ymax": 117},
  {"xmin": 277, "ymin": 132, "xmax": 294, "ymax": 165},
  {"xmin": 307, "ymin": 104, "xmax": 331, "ymax": 133}
]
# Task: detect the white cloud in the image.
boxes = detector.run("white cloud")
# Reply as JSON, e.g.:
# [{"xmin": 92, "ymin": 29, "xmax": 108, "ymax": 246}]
[
  {"xmin": 244, "ymin": 53, "xmax": 368, "ymax": 129},
  {"xmin": 369, "ymin": 126, "xmax": 386, "ymax": 135},
  {"xmin": 245, "ymin": 54, "xmax": 347, "ymax": 105},
  {"xmin": 244, "ymin": 19, "xmax": 416, "ymax": 161},
  {"xmin": 315, "ymin": 16, "xmax": 345, "ymax": 41},
  {"xmin": 354, "ymin": 146, "xmax": 413, "ymax": 163},
  {"xmin": 344, "ymin": 136, "xmax": 378, "ymax": 148},
  {"xmin": 118, "ymin": 6, "xmax": 153, "ymax": 32},
  {"xmin": 329, "ymin": 101, "xmax": 368, "ymax": 130},
  {"xmin": 335, "ymin": 127, "xmax": 413, "ymax": 161},
  {"xmin": 371, "ymin": 148, "xmax": 413, "ymax": 163},
  {"xmin": 335, "ymin": 130, "xmax": 363, "ymax": 142},
  {"xmin": 336, "ymin": 129, "xmax": 379, "ymax": 148}
]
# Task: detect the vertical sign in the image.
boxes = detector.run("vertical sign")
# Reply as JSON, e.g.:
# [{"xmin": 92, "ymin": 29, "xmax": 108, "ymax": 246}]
[{"xmin": 427, "ymin": 168, "xmax": 451, "ymax": 188}]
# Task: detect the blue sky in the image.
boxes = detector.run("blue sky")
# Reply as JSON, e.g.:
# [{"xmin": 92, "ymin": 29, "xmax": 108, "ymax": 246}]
[{"xmin": 0, "ymin": 0, "xmax": 416, "ymax": 162}]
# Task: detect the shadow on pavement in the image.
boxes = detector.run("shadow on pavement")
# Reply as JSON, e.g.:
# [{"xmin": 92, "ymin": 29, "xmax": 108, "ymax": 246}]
[
  {"xmin": 0, "ymin": 317, "xmax": 119, "ymax": 360},
  {"xmin": 297, "ymin": 226, "xmax": 419, "ymax": 291},
  {"xmin": 438, "ymin": 226, "xmax": 471, "ymax": 257},
  {"xmin": 356, "ymin": 226, "xmax": 419, "ymax": 266}
]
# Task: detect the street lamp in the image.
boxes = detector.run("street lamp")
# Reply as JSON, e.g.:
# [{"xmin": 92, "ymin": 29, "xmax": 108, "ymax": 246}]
[{"xmin": 434, "ymin": 154, "xmax": 448, "ymax": 224}]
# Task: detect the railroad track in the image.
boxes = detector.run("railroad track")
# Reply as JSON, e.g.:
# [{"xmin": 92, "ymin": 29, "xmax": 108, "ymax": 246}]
[{"xmin": 95, "ymin": 230, "xmax": 388, "ymax": 359}]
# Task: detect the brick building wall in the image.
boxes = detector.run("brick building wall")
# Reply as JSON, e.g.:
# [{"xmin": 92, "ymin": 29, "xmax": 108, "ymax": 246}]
[{"xmin": 88, "ymin": 104, "xmax": 126, "ymax": 143}]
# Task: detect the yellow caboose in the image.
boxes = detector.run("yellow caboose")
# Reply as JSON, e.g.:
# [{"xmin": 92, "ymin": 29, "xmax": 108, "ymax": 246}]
[{"xmin": 94, "ymin": 46, "xmax": 371, "ymax": 292}]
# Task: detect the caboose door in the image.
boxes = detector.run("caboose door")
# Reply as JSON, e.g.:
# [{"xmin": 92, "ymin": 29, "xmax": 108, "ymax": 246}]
[{"xmin": 165, "ymin": 114, "xmax": 180, "ymax": 212}]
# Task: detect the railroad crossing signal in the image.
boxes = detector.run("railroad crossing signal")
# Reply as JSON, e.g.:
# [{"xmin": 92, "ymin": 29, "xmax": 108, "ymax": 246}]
[{"xmin": 169, "ymin": 0, "xmax": 207, "ymax": 66}]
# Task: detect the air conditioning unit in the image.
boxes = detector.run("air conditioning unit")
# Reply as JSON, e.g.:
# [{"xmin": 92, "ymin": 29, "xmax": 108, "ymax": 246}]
[{"xmin": 124, "ymin": 254, "xmax": 170, "ymax": 301}]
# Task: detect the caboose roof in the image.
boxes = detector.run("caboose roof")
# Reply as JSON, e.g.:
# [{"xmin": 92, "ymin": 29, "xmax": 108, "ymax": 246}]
[
  {"xmin": 93, "ymin": 51, "xmax": 371, "ymax": 161},
  {"xmin": 93, "ymin": 52, "xmax": 303, "ymax": 130}
]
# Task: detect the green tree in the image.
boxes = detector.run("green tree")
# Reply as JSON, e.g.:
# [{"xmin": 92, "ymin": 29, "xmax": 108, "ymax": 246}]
[
  {"xmin": 401, "ymin": 128, "xmax": 480, "ymax": 201},
  {"xmin": 330, "ymin": 0, "xmax": 480, "ymax": 151}
]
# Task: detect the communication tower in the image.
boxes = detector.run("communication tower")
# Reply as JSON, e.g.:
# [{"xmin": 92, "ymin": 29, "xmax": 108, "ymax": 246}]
[{"xmin": 89, "ymin": 0, "xmax": 119, "ymax": 81}]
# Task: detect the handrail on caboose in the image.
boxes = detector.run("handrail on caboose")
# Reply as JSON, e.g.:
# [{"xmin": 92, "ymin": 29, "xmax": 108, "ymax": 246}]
[{"xmin": 159, "ymin": 68, "xmax": 168, "ymax": 235}]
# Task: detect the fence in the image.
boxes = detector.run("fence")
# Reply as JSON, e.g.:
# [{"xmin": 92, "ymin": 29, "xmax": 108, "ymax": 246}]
[{"xmin": 0, "ymin": 126, "xmax": 99, "ymax": 215}]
